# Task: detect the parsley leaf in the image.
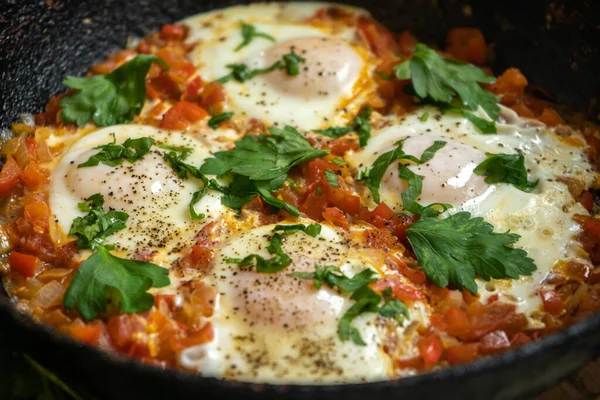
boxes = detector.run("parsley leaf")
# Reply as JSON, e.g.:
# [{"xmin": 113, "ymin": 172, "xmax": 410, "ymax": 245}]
[
  {"xmin": 208, "ymin": 111, "xmax": 234, "ymax": 130},
  {"xmin": 69, "ymin": 193, "xmax": 128, "ymax": 250},
  {"xmin": 282, "ymin": 50, "xmax": 306, "ymax": 76},
  {"xmin": 332, "ymin": 157, "xmax": 345, "ymax": 166},
  {"xmin": 201, "ymin": 125, "xmax": 328, "ymax": 215},
  {"xmin": 338, "ymin": 286, "xmax": 381, "ymax": 345},
  {"xmin": 394, "ymin": 44, "xmax": 499, "ymax": 121},
  {"xmin": 314, "ymin": 105, "xmax": 373, "ymax": 147},
  {"xmin": 397, "ymin": 164, "xmax": 452, "ymax": 217},
  {"xmin": 290, "ymin": 266, "xmax": 376, "ymax": 291},
  {"xmin": 406, "ymin": 211, "xmax": 537, "ymax": 293},
  {"xmin": 273, "ymin": 223, "xmax": 322, "ymax": 237},
  {"xmin": 473, "ymin": 153, "xmax": 539, "ymax": 192},
  {"xmin": 77, "ymin": 134, "xmax": 154, "ymax": 168},
  {"xmin": 291, "ymin": 266, "xmax": 408, "ymax": 345},
  {"xmin": 235, "ymin": 22, "xmax": 276, "ymax": 51},
  {"xmin": 226, "ymin": 233, "xmax": 292, "ymax": 273},
  {"xmin": 60, "ymin": 55, "xmax": 168, "ymax": 127},
  {"xmin": 161, "ymin": 146, "xmax": 210, "ymax": 220},
  {"xmin": 64, "ymin": 246, "xmax": 170, "ymax": 320},
  {"xmin": 325, "ymin": 169, "xmax": 340, "ymax": 187},
  {"xmin": 361, "ymin": 139, "xmax": 446, "ymax": 203},
  {"xmin": 215, "ymin": 50, "xmax": 306, "ymax": 83}
]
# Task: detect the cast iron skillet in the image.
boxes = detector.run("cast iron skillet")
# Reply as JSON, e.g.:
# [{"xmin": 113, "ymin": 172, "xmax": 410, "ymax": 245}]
[{"xmin": 1, "ymin": 0, "xmax": 600, "ymax": 399}]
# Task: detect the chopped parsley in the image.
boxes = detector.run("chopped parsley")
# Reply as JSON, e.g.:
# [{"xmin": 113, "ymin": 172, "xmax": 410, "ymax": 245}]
[
  {"xmin": 473, "ymin": 152, "xmax": 539, "ymax": 192},
  {"xmin": 77, "ymin": 134, "xmax": 154, "ymax": 168},
  {"xmin": 291, "ymin": 266, "xmax": 409, "ymax": 345},
  {"xmin": 201, "ymin": 125, "xmax": 329, "ymax": 215},
  {"xmin": 208, "ymin": 110, "xmax": 234, "ymax": 130},
  {"xmin": 68, "ymin": 194, "xmax": 128, "ymax": 250},
  {"xmin": 235, "ymin": 22, "xmax": 275, "ymax": 51},
  {"xmin": 397, "ymin": 164, "xmax": 452, "ymax": 218},
  {"xmin": 313, "ymin": 105, "xmax": 373, "ymax": 147},
  {"xmin": 226, "ymin": 224, "xmax": 322, "ymax": 273},
  {"xmin": 160, "ymin": 145, "xmax": 210, "ymax": 220},
  {"xmin": 325, "ymin": 169, "xmax": 341, "ymax": 187},
  {"xmin": 63, "ymin": 194, "xmax": 170, "ymax": 320},
  {"xmin": 60, "ymin": 55, "xmax": 168, "ymax": 127},
  {"xmin": 406, "ymin": 211, "xmax": 537, "ymax": 293},
  {"xmin": 332, "ymin": 157, "xmax": 345, "ymax": 166},
  {"xmin": 359, "ymin": 139, "xmax": 446, "ymax": 204},
  {"xmin": 215, "ymin": 50, "xmax": 306, "ymax": 83}
]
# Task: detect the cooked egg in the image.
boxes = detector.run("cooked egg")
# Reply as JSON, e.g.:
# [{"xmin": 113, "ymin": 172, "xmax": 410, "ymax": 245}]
[
  {"xmin": 49, "ymin": 124, "xmax": 225, "ymax": 264},
  {"xmin": 183, "ymin": 3, "xmax": 375, "ymax": 130},
  {"xmin": 349, "ymin": 106, "xmax": 598, "ymax": 322},
  {"xmin": 179, "ymin": 222, "xmax": 392, "ymax": 383}
]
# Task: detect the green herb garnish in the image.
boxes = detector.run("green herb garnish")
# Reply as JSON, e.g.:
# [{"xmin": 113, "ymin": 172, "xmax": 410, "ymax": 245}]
[
  {"xmin": 235, "ymin": 22, "xmax": 276, "ymax": 51},
  {"xmin": 77, "ymin": 134, "xmax": 154, "ymax": 168},
  {"xmin": 473, "ymin": 153, "xmax": 539, "ymax": 192},
  {"xmin": 60, "ymin": 55, "xmax": 168, "ymax": 127}
]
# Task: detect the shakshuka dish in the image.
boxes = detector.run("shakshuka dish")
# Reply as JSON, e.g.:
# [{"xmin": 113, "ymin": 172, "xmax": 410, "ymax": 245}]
[{"xmin": 2, "ymin": 2, "xmax": 600, "ymax": 384}]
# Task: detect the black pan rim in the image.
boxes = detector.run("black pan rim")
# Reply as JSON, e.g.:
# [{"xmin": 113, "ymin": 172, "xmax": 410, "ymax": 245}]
[{"xmin": 2, "ymin": 282, "xmax": 600, "ymax": 393}]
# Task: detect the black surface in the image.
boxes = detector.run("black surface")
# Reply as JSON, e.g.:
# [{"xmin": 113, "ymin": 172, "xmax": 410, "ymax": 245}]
[{"xmin": 1, "ymin": 0, "xmax": 600, "ymax": 399}]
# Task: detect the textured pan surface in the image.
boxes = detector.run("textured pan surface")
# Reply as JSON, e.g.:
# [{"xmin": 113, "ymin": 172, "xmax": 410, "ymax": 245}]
[{"xmin": 1, "ymin": 0, "xmax": 600, "ymax": 399}]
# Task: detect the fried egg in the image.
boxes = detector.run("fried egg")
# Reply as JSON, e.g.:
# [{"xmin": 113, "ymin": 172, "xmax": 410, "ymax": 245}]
[
  {"xmin": 49, "ymin": 124, "xmax": 226, "ymax": 265},
  {"xmin": 349, "ymin": 106, "xmax": 598, "ymax": 323},
  {"xmin": 183, "ymin": 3, "xmax": 375, "ymax": 130},
  {"xmin": 178, "ymin": 222, "xmax": 416, "ymax": 383}
]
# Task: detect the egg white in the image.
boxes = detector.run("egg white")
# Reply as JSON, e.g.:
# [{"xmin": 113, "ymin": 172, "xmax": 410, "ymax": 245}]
[
  {"xmin": 348, "ymin": 106, "xmax": 598, "ymax": 322},
  {"xmin": 183, "ymin": 2, "xmax": 374, "ymax": 130},
  {"xmin": 49, "ymin": 124, "xmax": 226, "ymax": 267}
]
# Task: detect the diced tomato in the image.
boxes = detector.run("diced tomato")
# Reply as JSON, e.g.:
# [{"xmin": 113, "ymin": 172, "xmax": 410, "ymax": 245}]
[
  {"xmin": 182, "ymin": 77, "xmax": 203, "ymax": 102},
  {"xmin": 488, "ymin": 68, "xmax": 528, "ymax": 106},
  {"xmin": 389, "ymin": 213, "xmax": 419, "ymax": 241},
  {"xmin": 357, "ymin": 15, "xmax": 399, "ymax": 58},
  {"xmin": 510, "ymin": 102, "xmax": 535, "ymax": 118},
  {"xmin": 322, "ymin": 207, "xmax": 349, "ymax": 229},
  {"xmin": 585, "ymin": 219, "xmax": 600, "ymax": 237},
  {"xmin": 387, "ymin": 255, "xmax": 427, "ymax": 285},
  {"xmin": 446, "ymin": 28, "xmax": 487, "ymax": 65},
  {"xmin": 175, "ymin": 322, "xmax": 214, "ymax": 349},
  {"xmin": 189, "ymin": 245, "xmax": 214, "ymax": 270},
  {"xmin": 199, "ymin": 82, "xmax": 227, "ymax": 114},
  {"xmin": 107, "ymin": 314, "xmax": 147, "ymax": 350},
  {"xmin": 324, "ymin": 138, "xmax": 359, "ymax": 156},
  {"xmin": 301, "ymin": 191, "xmax": 328, "ymax": 220},
  {"xmin": 479, "ymin": 330, "xmax": 511, "ymax": 355},
  {"xmin": 372, "ymin": 277, "xmax": 426, "ymax": 303},
  {"xmin": 540, "ymin": 288, "xmax": 565, "ymax": 316},
  {"xmin": 24, "ymin": 198, "xmax": 50, "ymax": 231},
  {"xmin": 397, "ymin": 30, "xmax": 418, "ymax": 56},
  {"xmin": 538, "ymin": 108, "xmax": 564, "ymax": 127},
  {"xmin": 464, "ymin": 301, "xmax": 522, "ymax": 340},
  {"xmin": 69, "ymin": 325, "xmax": 102, "ymax": 345},
  {"xmin": 510, "ymin": 332, "xmax": 532, "ymax": 347},
  {"xmin": 417, "ymin": 334, "xmax": 443, "ymax": 368},
  {"xmin": 160, "ymin": 24, "xmax": 186, "ymax": 41},
  {"xmin": 446, "ymin": 343, "xmax": 479, "ymax": 365},
  {"xmin": 9, "ymin": 251, "xmax": 39, "ymax": 278},
  {"xmin": 441, "ymin": 307, "xmax": 469, "ymax": 336},
  {"xmin": 160, "ymin": 101, "xmax": 208, "ymax": 130},
  {"xmin": 0, "ymin": 156, "xmax": 22, "ymax": 195},
  {"xmin": 578, "ymin": 191, "xmax": 594, "ymax": 212},
  {"xmin": 21, "ymin": 163, "xmax": 50, "ymax": 188},
  {"xmin": 34, "ymin": 96, "xmax": 62, "ymax": 126},
  {"xmin": 370, "ymin": 202, "xmax": 395, "ymax": 220},
  {"xmin": 364, "ymin": 228, "xmax": 399, "ymax": 250},
  {"xmin": 154, "ymin": 294, "xmax": 177, "ymax": 311}
]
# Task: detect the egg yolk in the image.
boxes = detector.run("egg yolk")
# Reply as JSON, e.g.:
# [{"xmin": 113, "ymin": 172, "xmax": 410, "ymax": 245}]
[
  {"xmin": 262, "ymin": 36, "xmax": 362, "ymax": 99},
  {"xmin": 381, "ymin": 135, "xmax": 489, "ymax": 210}
]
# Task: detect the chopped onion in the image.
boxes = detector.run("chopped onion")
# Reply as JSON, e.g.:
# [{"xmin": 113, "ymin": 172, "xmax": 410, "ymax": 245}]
[
  {"xmin": 34, "ymin": 128, "xmax": 54, "ymax": 162},
  {"xmin": 31, "ymin": 280, "xmax": 65, "ymax": 309}
]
